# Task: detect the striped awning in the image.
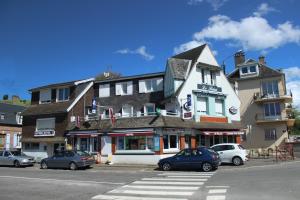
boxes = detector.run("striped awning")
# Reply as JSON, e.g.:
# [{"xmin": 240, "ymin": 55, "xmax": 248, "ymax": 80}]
[{"xmin": 203, "ymin": 131, "xmax": 244, "ymax": 136}]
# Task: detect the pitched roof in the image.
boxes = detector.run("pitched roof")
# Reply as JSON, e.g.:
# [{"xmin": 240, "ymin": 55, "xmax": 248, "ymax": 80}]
[
  {"xmin": 22, "ymin": 82, "xmax": 91, "ymax": 116},
  {"xmin": 172, "ymin": 44, "xmax": 206, "ymax": 65},
  {"xmin": 0, "ymin": 103, "xmax": 26, "ymax": 125},
  {"xmin": 167, "ymin": 58, "xmax": 191, "ymax": 80}
]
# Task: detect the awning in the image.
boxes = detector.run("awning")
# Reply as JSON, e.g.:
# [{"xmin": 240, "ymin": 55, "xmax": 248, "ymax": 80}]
[
  {"xmin": 66, "ymin": 130, "xmax": 101, "ymax": 137},
  {"xmin": 203, "ymin": 131, "xmax": 244, "ymax": 136},
  {"xmin": 21, "ymin": 137, "xmax": 65, "ymax": 143},
  {"xmin": 108, "ymin": 131, "xmax": 154, "ymax": 137}
]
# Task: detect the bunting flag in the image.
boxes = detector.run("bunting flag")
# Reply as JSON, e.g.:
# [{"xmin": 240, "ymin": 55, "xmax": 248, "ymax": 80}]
[
  {"xmin": 109, "ymin": 107, "xmax": 116, "ymax": 125},
  {"xmin": 76, "ymin": 116, "xmax": 81, "ymax": 128}
]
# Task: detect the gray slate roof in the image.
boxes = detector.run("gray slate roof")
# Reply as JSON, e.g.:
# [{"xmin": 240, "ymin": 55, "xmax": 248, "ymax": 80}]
[
  {"xmin": 172, "ymin": 44, "xmax": 206, "ymax": 66},
  {"xmin": 0, "ymin": 103, "xmax": 26, "ymax": 126},
  {"xmin": 167, "ymin": 58, "xmax": 191, "ymax": 80}
]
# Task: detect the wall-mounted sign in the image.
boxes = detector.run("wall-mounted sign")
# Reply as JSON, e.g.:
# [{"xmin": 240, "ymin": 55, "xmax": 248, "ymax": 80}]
[
  {"xmin": 184, "ymin": 112, "xmax": 192, "ymax": 118},
  {"xmin": 91, "ymin": 98, "xmax": 97, "ymax": 114},
  {"xmin": 183, "ymin": 94, "xmax": 192, "ymax": 111},
  {"xmin": 154, "ymin": 135, "xmax": 160, "ymax": 151},
  {"xmin": 34, "ymin": 130, "xmax": 55, "ymax": 137},
  {"xmin": 229, "ymin": 106, "xmax": 238, "ymax": 115}
]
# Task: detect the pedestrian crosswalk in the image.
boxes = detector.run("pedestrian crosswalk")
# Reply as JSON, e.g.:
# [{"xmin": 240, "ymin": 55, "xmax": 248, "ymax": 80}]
[{"xmin": 91, "ymin": 171, "xmax": 216, "ymax": 200}]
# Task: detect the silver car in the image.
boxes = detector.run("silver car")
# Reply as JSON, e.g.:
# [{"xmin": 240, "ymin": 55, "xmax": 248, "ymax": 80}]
[{"xmin": 0, "ymin": 150, "xmax": 35, "ymax": 167}]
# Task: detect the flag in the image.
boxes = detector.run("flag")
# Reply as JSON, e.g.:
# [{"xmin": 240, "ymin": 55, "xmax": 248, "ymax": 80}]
[
  {"xmin": 109, "ymin": 108, "xmax": 116, "ymax": 125},
  {"xmin": 76, "ymin": 116, "xmax": 81, "ymax": 128}
]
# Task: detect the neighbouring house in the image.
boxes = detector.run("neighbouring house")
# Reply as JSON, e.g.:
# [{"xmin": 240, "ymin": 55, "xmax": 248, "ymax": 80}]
[
  {"xmin": 66, "ymin": 44, "xmax": 243, "ymax": 164},
  {"xmin": 227, "ymin": 51, "xmax": 295, "ymax": 149},
  {"xmin": 21, "ymin": 78, "xmax": 94, "ymax": 161},
  {"xmin": 0, "ymin": 103, "xmax": 25, "ymax": 150}
]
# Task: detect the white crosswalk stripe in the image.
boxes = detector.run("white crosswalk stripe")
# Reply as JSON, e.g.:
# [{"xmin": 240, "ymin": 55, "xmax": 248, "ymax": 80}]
[
  {"xmin": 91, "ymin": 171, "xmax": 216, "ymax": 200},
  {"xmin": 206, "ymin": 186, "xmax": 229, "ymax": 200}
]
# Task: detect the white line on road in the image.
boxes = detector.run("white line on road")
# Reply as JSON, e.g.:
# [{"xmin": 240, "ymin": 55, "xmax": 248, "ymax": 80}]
[
  {"xmin": 165, "ymin": 175, "xmax": 211, "ymax": 178},
  {"xmin": 91, "ymin": 194, "xmax": 188, "ymax": 200},
  {"xmin": 0, "ymin": 175, "xmax": 125, "ymax": 185},
  {"xmin": 208, "ymin": 189, "xmax": 227, "ymax": 194},
  {"xmin": 109, "ymin": 189, "xmax": 194, "ymax": 196},
  {"xmin": 122, "ymin": 185, "xmax": 200, "ymax": 190},
  {"xmin": 206, "ymin": 195, "xmax": 226, "ymax": 200},
  {"xmin": 132, "ymin": 181, "xmax": 204, "ymax": 185},
  {"xmin": 159, "ymin": 173, "xmax": 215, "ymax": 176},
  {"xmin": 142, "ymin": 178, "xmax": 208, "ymax": 181},
  {"xmin": 206, "ymin": 186, "xmax": 230, "ymax": 188}
]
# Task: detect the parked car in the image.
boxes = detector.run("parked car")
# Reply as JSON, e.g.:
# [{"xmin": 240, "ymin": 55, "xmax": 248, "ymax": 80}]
[
  {"xmin": 0, "ymin": 150, "xmax": 35, "ymax": 167},
  {"xmin": 157, "ymin": 147, "xmax": 221, "ymax": 172},
  {"xmin": 211, "ymin": 143, "xmax": 248, "ymax": 166},
  {"xmin": 40, "ymin": 150, "xmax": 95, "ymax": 170}
]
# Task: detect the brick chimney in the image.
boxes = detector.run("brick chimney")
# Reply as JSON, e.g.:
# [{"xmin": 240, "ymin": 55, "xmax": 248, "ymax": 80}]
[
  {"xmin": 258, "ymin": 56, "xmax": 266, "ymax": 65},
  {"xmin": 234, "ymin": 50, "xmax": 245, "ymax": 68}
]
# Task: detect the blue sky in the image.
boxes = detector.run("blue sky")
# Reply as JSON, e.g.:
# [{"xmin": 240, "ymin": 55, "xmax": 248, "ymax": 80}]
[{"xmin": 1, "ymin": 0, "xmax": 300, "ymax": 107}]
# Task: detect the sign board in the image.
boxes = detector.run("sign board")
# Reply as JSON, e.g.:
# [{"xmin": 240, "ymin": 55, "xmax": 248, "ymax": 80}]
[
  {"xmin": 34, "ymin": 130, "xmax": 55, "ymax": 137},
  {"xmin": 92, "ymin": 98, "xmax": 97, "ymax": 114},
  {"xmin": 229, "ymin": 106, "xmax": 238, "ymax": 115},
  {"xmin": 154, "ymin": 135, "xmax": 160, "ymax": 151},
  {"xmin": 184, "ymin": 112, "xmax": 192, "ymax": 118}
]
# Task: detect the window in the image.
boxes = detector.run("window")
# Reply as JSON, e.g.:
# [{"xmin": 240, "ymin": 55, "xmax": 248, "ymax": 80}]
[
  {"xmin": 262, "ymin": 80, "xmax": 279, "ymax": 97},
  {"xmin": 36, "ymin": 118, "xmax": 55, "ymax": 131},
  {"xmin": 201, "ymin": 69, "xmax": 205, "ymax": 83},
  {"xmin": 80, "ymin": 138, "xmax": 88, "ymax": 151},
  {"xmin": 241, "ymin": 67, "xmax": 248, "ymax": 74},
  {"xmin": 16, "ymin": 112, "xmax": 22, "ymax": 124},
  {"xmin": 24, "ymin": 143, "xmax": 40, "ymax": 150},
  {"xmin": 250, "ymin": 66, "xmax": 256, "ymax": 73},
  {"xmin": 122, "ymin": 105, "xmax": 133, "ymax": 117},
  {"xmin": 99, "ymin": 84, "xmax": 110, "ymax": 97},
  {"xmin": 139, "ymin": 78, "xmax": 163, "ymax": 93},
  {"xmin": 0, "ymin": 114, "xmax": 4, "ymax": 120},
  {"xmin": 39, "ymin": 89, "xmax": 51, "ymax": 104},
  {"xmin": 210, "ymin": 71, "xmax": 216, "ymax": 85},
  {"xmin": 57, "ymin": 88, "xmax": 70, "ymax": 102},
  {"xmin": 215, "ymin": 99, "xmax": 224, "ymax": 116},
  {"xmin": 163, "ymin": 135, "xmax": 178, "ymax": 149},
  {"xmin": 116, "ymin": 81, "xmax": 132, "ymax": 96},
  {"xmin": 197, "ymin": 97, "xmax": 207, "ymax": 115},
  {"xmin": 264, "ymin": 102, "xmax": 281, "ymax": 117},
  {"xmin": 265, "ymin": 129, "xmax": 277, "ymax": 140},
  {"xmin": 144, "ymin": 103, "xmax": 155, "ymax": 116},
  {"xmin": 116, "ymin": 136, "xmax": 154, "ymax": 151},
  {"xmin": 4, "ymin": 151, "xmax": 11, "ymax": 157}
]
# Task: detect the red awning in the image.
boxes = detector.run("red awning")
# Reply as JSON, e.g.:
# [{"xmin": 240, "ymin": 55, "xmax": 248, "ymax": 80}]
[
  {"xmin": 203, "ymin": 131, "xmax": 244, "ymax": 136},
  {"xmin": 108, "ymin": 131, "xmax": 154, "ymax": 137}
]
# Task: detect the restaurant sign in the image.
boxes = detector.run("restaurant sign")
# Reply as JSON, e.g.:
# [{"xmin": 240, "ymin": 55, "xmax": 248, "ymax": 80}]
[{"xmin": 34, "ymin": 130, "xmax": 55, "ymax": 137}]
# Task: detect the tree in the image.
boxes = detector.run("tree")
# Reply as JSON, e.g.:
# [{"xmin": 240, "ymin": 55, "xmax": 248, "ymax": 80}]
[
  {"xmin": 2, "ymin": 94, "xmax": 8, "ymax": 100},
  {"xmin": 95, "ymin": 71, "xmax": 122, "ymax": 81},
  {"xmin": 291, "ymin": 108, "xmax": 300, "ymax": 135}
]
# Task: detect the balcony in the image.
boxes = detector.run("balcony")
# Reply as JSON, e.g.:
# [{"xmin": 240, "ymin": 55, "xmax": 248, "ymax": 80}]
[
  {"xmin": 253, "ymin": 91, "xmax": 293, "ymax": 103},
  {"xmin": 255, "ymin": 113, "xmax": 295, "ymax": 126}
]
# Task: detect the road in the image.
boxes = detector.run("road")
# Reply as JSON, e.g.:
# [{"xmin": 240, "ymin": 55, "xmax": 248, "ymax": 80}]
[{"xmin": 0, "ymin": 161, "xmax": 299, "ymax": 200}]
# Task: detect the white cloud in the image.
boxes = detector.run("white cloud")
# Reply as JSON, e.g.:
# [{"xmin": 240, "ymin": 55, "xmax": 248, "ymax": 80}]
[
  {"xmin": 253, "ymin": 3, "xmax": 277, "ymax": 17},
  {"xmin": 188, "ymin": 0, "xmax": 228, "ymax": 11},
  {"xmin": 115, "ymin": 46, "xmax": 154, "ymax": 61},
  {"xmin": 284, "ymin": 67, "xmax": 300, "ymax": 109},
  {"xmin": 174, "ymin": 40, "xmax": 205, "ymax": 54},
  {"xmin": 174, "ymin": 14, "xmax": 300, "ymax": 53}
]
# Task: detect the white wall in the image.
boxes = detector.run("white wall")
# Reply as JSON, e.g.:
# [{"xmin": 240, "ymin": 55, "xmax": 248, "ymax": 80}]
[{"xmin": 110, "ymin": 154, "xmax": 175, "ymax": 165}]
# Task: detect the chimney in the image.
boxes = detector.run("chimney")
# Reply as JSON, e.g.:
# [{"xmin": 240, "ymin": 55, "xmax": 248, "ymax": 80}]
[
  {"xmin": 258, "ymin": 56, "xmax": 266, "ymax": 65},
  {"xmin": 234, "ymin": 50, "xmax": 245, "ymax": 68}
]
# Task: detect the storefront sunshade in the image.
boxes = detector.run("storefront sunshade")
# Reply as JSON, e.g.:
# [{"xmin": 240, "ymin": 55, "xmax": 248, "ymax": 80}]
[
  {"xmin": 203, "ymin": 131, "xmax": 244, "ymax": 136},
  {"xmin": 66, "ymin": 131, "xmax": 101, "ymax": 137},
  {"xmin": 108, "ymin": 131, "xmax": 154, "ymax": 137}
]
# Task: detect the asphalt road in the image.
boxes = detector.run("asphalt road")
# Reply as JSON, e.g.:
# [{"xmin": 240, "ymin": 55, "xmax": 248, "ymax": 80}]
[{"xmin": 0, "ymin": 161, "xmax": 299, "ymax": 200}]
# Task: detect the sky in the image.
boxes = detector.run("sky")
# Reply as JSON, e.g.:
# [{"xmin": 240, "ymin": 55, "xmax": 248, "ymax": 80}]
[{"xmin": 1, "ymin": 0, "xmax": 300, "ymax": 108}]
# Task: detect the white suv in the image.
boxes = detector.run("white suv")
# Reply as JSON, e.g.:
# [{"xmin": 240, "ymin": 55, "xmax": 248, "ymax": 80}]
[{"xmin": 211, "ymin": 143, "xmax": 248, "ymax": 166}]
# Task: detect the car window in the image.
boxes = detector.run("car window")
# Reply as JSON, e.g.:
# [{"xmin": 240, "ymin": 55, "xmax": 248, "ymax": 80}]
[
  {"xmin": 76, "ymin": 151, "xmax": 90, "ymax": 157},
  {"xmin": 65, "ymin": 151, "xmax": 75, "ymax": 157},
  {"xmin": 212, "ymin": 146, "xmax": 223, "ymax": 152},
  {"xmin": 0, "ymin": 151, "xmax": 3, "ymax": 156},
  {"xmin": 191, "ymin": 149, "xmax": 202, "ymax": 156},
  {"xmin": 223, "ymin": 145, "xmax": 235, "ymax": 151},
  {"xmin": 10, "ymin": 151, "xmax": 27, "ymax": 156},
  {"xmin": 4, "ymin": 151, "xmax": 11, "ymax": 157},
  {"xmin": 238, "ymin": 145, "xmax": 245, "ymax": 150},
  {"xmin": 54, "ymin": 151, "xmax": 64, "ymax": 157}
]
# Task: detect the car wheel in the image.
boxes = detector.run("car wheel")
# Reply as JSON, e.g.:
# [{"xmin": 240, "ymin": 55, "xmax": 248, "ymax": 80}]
[
  {"xmin": 232, "ymin": 156, "xmax": 243, "ymax": 166},
  {"xmin": 40, "ymin": 161, "xmax": 48, "ymax": 169},
  {"xmin": 14, "ymin": 160, "xmax": 20, "ymax": 168},
  {"xmin": 162, "ymin": 162, "xmax": 171, "ymax": 171},
  {"xmin": 202, "ymin": 162, "xmax": 213, "ymax": 172},
  {"xmin": 69, "ymin": 162, "xmax": 77, "ymax": 170}
]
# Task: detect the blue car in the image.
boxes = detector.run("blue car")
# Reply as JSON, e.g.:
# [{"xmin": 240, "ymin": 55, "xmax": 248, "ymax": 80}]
[{"xmin": 158, "ymin": 147, "xmax": 220, "ymax": 172}]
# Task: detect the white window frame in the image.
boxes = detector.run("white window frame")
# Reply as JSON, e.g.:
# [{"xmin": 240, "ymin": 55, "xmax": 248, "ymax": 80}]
[
  {"xmin": 56, "ymin": 87, "xmax": 70, "ymax": 102},
  {"xmin": 197, "ymin": 97, "xmax": 208, "ymax": 115},
  {"xmin": 215, "ymin": 99, "xmax": 224, "ymax": 116},
  {"xmin": 240, "ymin": 65, "xmax": 258, "ymax": 75},
  {"xmin": 99, "ymin": 84, "xmax": 110, "ymax": 97},
  {"xmin": 144, "ymin": 103, "xmax": 155, "ymax": 116},
  {"xmin": 163, "ymin": 134, "xmax": 179, "ymax": 153},
  {"xmin": 39, "ymin": 89, "xmax": 51, "ymax": 104},
  {"xmin": 116, "ymin": 136, "xmax": 154, "ymax": 153},
  {"xmin": 122, "ymin": 105, "xmax": 133, "ymax": 117},
  {"xmin": 36, "ymin": 118, "xmax": 55, "ymax": 131},
  {"xmin": 116, "ymin": 81, "xmax": 133, "ymax": 96}
]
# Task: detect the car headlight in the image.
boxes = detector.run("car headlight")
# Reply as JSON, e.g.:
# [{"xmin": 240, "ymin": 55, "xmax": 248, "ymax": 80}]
[{"xmin": 22, "ymin": 159, "xmax": 28, "ymax": 163}]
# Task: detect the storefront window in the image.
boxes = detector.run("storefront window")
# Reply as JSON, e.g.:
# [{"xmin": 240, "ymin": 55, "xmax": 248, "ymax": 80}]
[
  {"xmin": 147, "ymin": 136, "xmax": 154, "ymax": 150},
  {"xmin": 163, "ymin": 135, "xmax": 178, "ymax": 149},
  {"xmin": 80, "ymin": 138, "xmax": 88, "ymax": 151},
  {"xmin": 116, "ymin": 136, "xmax": 154, "ymax": 151}
]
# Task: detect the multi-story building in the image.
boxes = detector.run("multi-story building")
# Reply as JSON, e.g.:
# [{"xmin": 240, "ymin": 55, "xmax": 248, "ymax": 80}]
[
  {"xmin": 21, "ymin": 44, "xmax": 243, "ymax": 164},
  {"xmin": 0, "ymin": 103, "xmax": 25, "ymax": 150},
  {"xmin": 227, "ymin": 51, "xmax": 294, "ymax": 149}
]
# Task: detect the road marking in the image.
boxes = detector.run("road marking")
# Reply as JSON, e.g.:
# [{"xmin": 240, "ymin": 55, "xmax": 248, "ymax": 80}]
[
  {"xmin": 122, "ymin": 185, "xmax": 200, "ymax": 190},
  {"xmin": 206, "ymin": 195, "xmax": 226, "ymax": 200},
  {"xmin": 206, "ymin": 186, "xmax": 230, "ymax": 188},
  {"xmin": 142, "ymin": 178, "xmax": 208, "ymax": 181},
  {"xmin": 165, "ymin": 175, "xmax": 211, "ymax": 178},
  {"xmin": 0, "ymin": 175, "xmax": 124, "ymax": 185},
  {"xmin": 159, "ymin": 173, "xmax": 215, "ymax": 176},
  {"xmin": 132, "ymin": 181, "xmax": 204, "ymax": 185},
  {"xmin": 91, "ymin": 194, "xmax": 188, "ymax": 200},
  {"xmin": 109, "ymin": 189, "xmax": 194, "ymax": 196},
  {"xmin": 208, "ymin": 189, "xmax": 227, "ymax": 194}
]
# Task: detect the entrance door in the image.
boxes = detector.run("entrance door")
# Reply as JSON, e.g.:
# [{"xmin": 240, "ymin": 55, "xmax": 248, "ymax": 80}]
[{"xmin": 185, "ymin": 135, "xmax": 191, "ymax": 148}]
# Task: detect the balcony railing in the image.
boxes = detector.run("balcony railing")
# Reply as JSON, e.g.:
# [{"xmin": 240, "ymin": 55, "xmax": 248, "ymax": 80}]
[
  {"xmin": 255, "ymin": 113, "xmax": 295, "ymax": 124},
  {"xmin": 253, "ymin": 91, "xmax": 293, "ymax": 103},
  {"xmin": 197, "ymin": 83, "xmax": 222, "ymax": 93}
]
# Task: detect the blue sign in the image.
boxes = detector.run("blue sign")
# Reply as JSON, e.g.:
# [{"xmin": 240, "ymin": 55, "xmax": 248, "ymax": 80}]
[
  {"xmin": 187, "ymin": 94, "xmax": 191, "ymax": 106},
  {"xmin": 92, "ymin": 98, "xmax": 97, "ymax": 114},
  {"xmin": 154, "ymin": 135, "xmax": 160, "ymax": 151}
]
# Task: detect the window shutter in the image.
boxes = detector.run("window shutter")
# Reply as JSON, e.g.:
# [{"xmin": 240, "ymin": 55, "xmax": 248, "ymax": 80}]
[
  {"xmin": 156, "ymin": 78, "xmax": 163, "ymax": 91},
  {"xmin": 99, "ymin": 84, "xmax": 110, "ymax": 97},
  {"xmin": 13, "ymin": 133, "xmax": 17, "ymax": 148},
  {"xmin": 40, "ymin": 89, "xmax": 51, "ymax": 103},
  {"xmin": 115, "ymin": 83, "xmax": 121, "ymax": 95},
  {"xmin": 139, "ymin": 80, "xmax": 146, "ymax": 93},
  {"xmin": 127, "ymin": 81, "xmax": 133, "ymax": 95},
  {"xmin": 215, "ymin": 99, "xmax": 223, "ymax": 115},
  {"xmin": 198, "ymin": 97, "xmax": 207, "ymax": 112},
  {"xmin": 5, "ymin": 133, "xmax": 10, "ymax": 149}
]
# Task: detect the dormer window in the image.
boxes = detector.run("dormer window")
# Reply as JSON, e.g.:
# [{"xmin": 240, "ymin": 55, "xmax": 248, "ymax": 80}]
[
  {"xmin": 39, "ymin": 89, "xmax": 51, "ymax": 104},
  {"xmin": 57, "ymin": 88, "xmax": 70, "ymax": 102},
  {"xmin": 240, "ymin": 65, "xmax": 258, "ymax": 77},
  {"xmin": 250, "ymin": 66, "xmax": 256, "ymax": 73}
]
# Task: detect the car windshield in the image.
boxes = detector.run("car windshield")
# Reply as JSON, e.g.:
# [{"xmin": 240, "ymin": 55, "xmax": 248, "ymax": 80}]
[
  {"xmin": 10, "ymin": 151, "xmax": 27, "ymax": 156},
  {"xmin": 207, "ymin": 148, "xmax": 216, "ymax": 153},
  {"xmin": 76, "ymin": 151, "xmax": 90, "ymax": 156}
]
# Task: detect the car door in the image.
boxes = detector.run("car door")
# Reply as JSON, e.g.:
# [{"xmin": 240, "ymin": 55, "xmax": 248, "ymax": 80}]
[
  {"xmin": 3, "ymin": 151, "xmax": 13, "ymax": 165},
  {"xmin": 0, "ymin": 151, "xmax": 4, "ymax": 165},
  {"xmin": 49, "ymin": 151, "xmax": 65, "ymax": 168},
  {"xmin": 189, "ymin": 149, "xmax": 204, "ymax": 169},
  {"xmin": 173, "ymin": 149, "xmax": 192, "ymax": 169},
  {"xmin": 221, "ymin": 145, "xmax": 235, "ymax": 163}
]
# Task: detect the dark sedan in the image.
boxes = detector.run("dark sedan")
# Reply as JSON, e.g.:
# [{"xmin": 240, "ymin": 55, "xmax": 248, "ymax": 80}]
[
  {"xmin": 158, "ymin": 147, "xmax": 220, "ymax": 172},
  {"xmin": 40, "ymin": 150, "xmax": 95, "ymax": 170}
]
